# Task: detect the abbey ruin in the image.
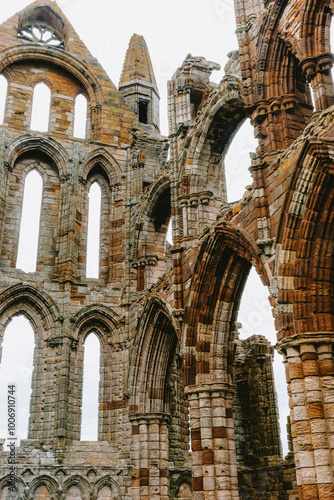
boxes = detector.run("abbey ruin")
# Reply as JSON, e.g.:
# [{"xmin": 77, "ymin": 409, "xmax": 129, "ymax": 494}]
[{"xmin": 0, "ymin": 0, "xmax": 334, "ymax": 498}]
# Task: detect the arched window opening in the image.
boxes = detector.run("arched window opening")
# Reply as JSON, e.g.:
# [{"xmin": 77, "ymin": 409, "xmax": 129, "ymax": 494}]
[
  {"xmin": 151, "ymin": 187, "xmax": 171, "ymax": 233},
  {"xmin": 0, "ymin": 74, "xmax": 8, "ymax": 125},
  {"xmin": 73, "ymin": 93, "xmax": 87, "ymax": 139},
  {"xmin": 30, "ymin": 82, "xmax": 51, "ymax": 132},
  {"xmin": 16, "ymin": 170, "xmax": 43, "ymax": 272},
  {"xmin": 0, "ymin": 315, "xmax": 34, "ymax": 445},
  {"xmin": 86, "ymin": 182, "xmax": 101, "ymax": 279},
  {"xmin": 236, "ymin": 266, "xmax": 289, "ymax": 457},
  {"xmin": 81, "ymin": 332, "xmax": 100, "ymax": 441},
  {"xmin": 224, "ymin": 119, "xmax": 257, "ymax": 203}
]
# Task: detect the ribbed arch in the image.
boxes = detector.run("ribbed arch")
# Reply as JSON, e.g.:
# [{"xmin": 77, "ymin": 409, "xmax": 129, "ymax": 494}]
[
  {"xmin": 6, "ymin": 135, "xmax": 69, "ymax": 179},
  {"xmin": 0, "ymin": 476, "xmax": 26, "ymax": 499},
  {"xmin": 61, "ymin": 476, "xmax": 90, "ymax": 500},
  {"xmin": 0, "ymin": 153, "xmax": 61, "ymax": 274},
  {"xmin": 182, "ymin": 222, "xmax": 267, "ymax": 386},
  {"xmin": 180, "ymin": 82, "xmax": 246, "ymax": 198},
  {"xmin": 130, "ymin": 297, "xmax": 179, "ymax": 414},
  {"xmin": 69, "ymin": 306, "xmax": 122, "ymax": 442},
  {"xmin": 27, "ymin": 476, "xmax": 58, "ymax": 500},
  {"xmin": 94, "ymin": 477, "xmax": 121, "ymax": 499},
  {"xmin": 255, "ymin": 0, "xmax": 290, "ymax": 100},
  {"xmin": 81, "ymin": 149, "xmax": 122, "ymax": 187},
  {"xmin": 276, "ymin": 137, "xmax": 334, "ymax": 339},
  {"xmin": 301, "ymin": 0, "xmax": 332, "ymax": 58},
  {"xmin": 0, "ymin": 283, "xmax": 59, "ymax": 335}
]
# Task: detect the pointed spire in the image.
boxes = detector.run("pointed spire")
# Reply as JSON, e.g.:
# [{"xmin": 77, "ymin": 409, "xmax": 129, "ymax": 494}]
[
  {"xmin": 119, "ymin": 34, "xmax": 159, "ymax": 96},
  {"xmin": 119, "ymin": 34, "xmax": 160, "ymax": 133}
]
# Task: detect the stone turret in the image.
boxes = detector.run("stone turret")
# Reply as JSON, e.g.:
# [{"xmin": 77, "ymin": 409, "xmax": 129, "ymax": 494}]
[{"xmin": 119, "ymin": 33, "xmax": 160, "ymax": 133}]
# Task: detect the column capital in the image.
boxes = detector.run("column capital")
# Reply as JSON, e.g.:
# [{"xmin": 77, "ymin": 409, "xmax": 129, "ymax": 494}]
[
  {"xmin": 129, "ymin": 412, "xmax": 171, "ymax": 425},
  {"xmin": 185, "ymin": 382, "xmax": 234, "ymax": 397},
  {"xmin": 276, "ymin": 332, "xmax": 334, "ymax": 355}
]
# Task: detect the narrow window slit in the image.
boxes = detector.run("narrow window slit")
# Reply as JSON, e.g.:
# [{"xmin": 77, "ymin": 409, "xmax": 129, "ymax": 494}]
[
  {"xmin": 16, "ymin": 170, "xmax": 43, "ymax": 272},
  {"xmin": 81, "ymin": 332, "xmax": 100, "ymax": 441},
  {"xmin": 86, "ymin": 182, "xmax": 101, "ymax": 279},
  {"xmin": 73, "ymin": 93, "xmax": 87, "ymax": 139},
  {"xmin": 30, "ymin": 82, "xmax": 51, "ymax": 132}
]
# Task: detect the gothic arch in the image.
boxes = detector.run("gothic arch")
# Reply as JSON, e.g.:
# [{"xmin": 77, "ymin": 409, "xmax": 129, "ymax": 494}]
[
  {"xmin": 6, "ymin": 134, "xmax": 69, "ymax": 179},
  {"xmin": 93, "ymin": 476, "xmax": 121, "ymax": 499},
  {"xmin": 0, "ymin": 283, "xmax": 59, "ymax": 336},
  {"xmin": 1, "ymin": 138, "xmax": 66, "ymax": 273},
  {"xmin": 27, "ymin": 475, "xmax": 59, "ymax": 499},
  {"xmin": 182, "ymin": 222, "xmax": 268, "ymax": 386},
  {"xmin": 276, "ymin": 134, "xmax": 334, "ymax": 339},
  {"xmin": 60, "ymin": 475, "xmax": 90, "ymax": 499},
  {"xmin": 180, "ymin": 79, "xmax": 246, "ymax": 198},
  {"xmin": 69, "ymin": 305, "xmax": 123, "ymax": 441},
  {"xmin": 254, "ymin": 0, "xmax": 290, "ymax": 100},
  {"xmin": 300, "ymin": 0, "xmax": 333, "ymax": 59},
  {"xmin": 70, "ymin": 304, "xmax": 123, "ymax": 344},
  {"xmin": 0, "ymin": 46, "xmax": 103, "ymax": 107},
  {"xmin": 80, "ymin": 149, "xmax": 122, "ymax": 187},
  {"xmin": 26, "ymin": 72, "xmax": 61, "ymax": 96},
  {"xmin": 0, "ymin": 475, "xmax": 26, "ymax": 499},
  {"xmin": 132, "ymin": 173, "xmax": 171, "ymax": 258},
  {"xmin": 129, "ymin": 295, "xmax": 179, "ymax": 414}
]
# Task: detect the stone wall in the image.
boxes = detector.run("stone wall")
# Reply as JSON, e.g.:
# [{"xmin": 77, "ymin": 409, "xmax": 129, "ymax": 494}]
[{"xmin": 0, "ymin": 0, "xmax": 334, "ymax": 498}]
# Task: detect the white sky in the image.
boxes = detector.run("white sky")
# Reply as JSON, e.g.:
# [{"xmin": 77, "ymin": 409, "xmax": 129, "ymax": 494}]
[{"xmin": 0, "ymin": 0, "xmax": 290, "ymax": 455}]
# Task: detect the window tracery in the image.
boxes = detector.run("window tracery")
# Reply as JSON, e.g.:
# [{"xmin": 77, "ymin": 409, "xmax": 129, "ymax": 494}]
[{"xmin": 18, "ymin": 23, "xmax": 64, "ymax": 49}]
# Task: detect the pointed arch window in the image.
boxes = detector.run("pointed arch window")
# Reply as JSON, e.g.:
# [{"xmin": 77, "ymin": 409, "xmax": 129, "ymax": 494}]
[
  {"xmin": 30, "ymin": 82, "xmax": 51, "ymax": 132},
  {"xmin": 0, "ymin": 316, "xmax": 34, "ymax": 445},
  {"xmin": 16, "ymin": 170, "xmax": 43, "ymax": 272},
  {"xmin": 237, "ymin": 266, "xmax": 289, "ymax": 457},
  {"xmin": 0, "ymin": 74, "xmax": 8, "ymax": 125},
  {"xmin": 81, "ymin": 332, "xmax": 101, "ymax": 441},
  {"xmin": 86, "ymin": 182, "xmax": 101, "ymax": 279},
  {"xmin": 224, "ymin": 118, "xmax": 257, "ymax": 202},
  {"xmin": 73, "ymin": 93, "xmax": 88, "ymax": 139}
]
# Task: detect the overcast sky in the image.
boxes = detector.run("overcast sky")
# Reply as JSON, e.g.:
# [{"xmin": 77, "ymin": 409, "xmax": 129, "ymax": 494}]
[{"xmin": 0, "ymin": 0, "xmax": 290, "ymax": 455}]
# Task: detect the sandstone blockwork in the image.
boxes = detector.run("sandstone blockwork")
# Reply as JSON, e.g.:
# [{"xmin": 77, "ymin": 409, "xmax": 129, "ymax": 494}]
[{"xmin": 0, "ymin": 0, "xmax": 334, "ymax": 498}]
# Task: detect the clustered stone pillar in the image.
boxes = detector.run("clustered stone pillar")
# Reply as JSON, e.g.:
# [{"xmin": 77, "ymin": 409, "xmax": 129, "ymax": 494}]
[
  {"xmin": 130, "ymin": 413, "xmax": 170, "ymax": 500},
  {"xmin": 278, "ymin": 334, "xmax": 334, "ymax": 500},
  {"xmin": 186, "ymin": 384, "xmax": 239, "ymax": 499},
  {"xmin": 302, "ymin": 54, "xmax": 334, "ymax": 112}
]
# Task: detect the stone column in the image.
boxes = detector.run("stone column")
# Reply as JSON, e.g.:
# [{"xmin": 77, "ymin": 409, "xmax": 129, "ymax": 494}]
[
  {"xmin": 302, "ymin": 54, "xmax": 334, "ymax": 112},
  {"xmin": 277, "ymin": 334, "xmax": 334, "ymax": 500},
  {"xmin": 186, "ymin": 383, "xmax": 239, "ymax": 500},
  {"xmin": 130, "ymin": 413, "xmax": 170, "ymax": 500}
]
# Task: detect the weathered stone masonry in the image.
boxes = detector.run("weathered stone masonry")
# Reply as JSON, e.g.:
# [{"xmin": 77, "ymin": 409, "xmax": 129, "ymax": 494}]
[{"xmin": 0, "ymin": 0, "xmax": 334, "ymax": 498}]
